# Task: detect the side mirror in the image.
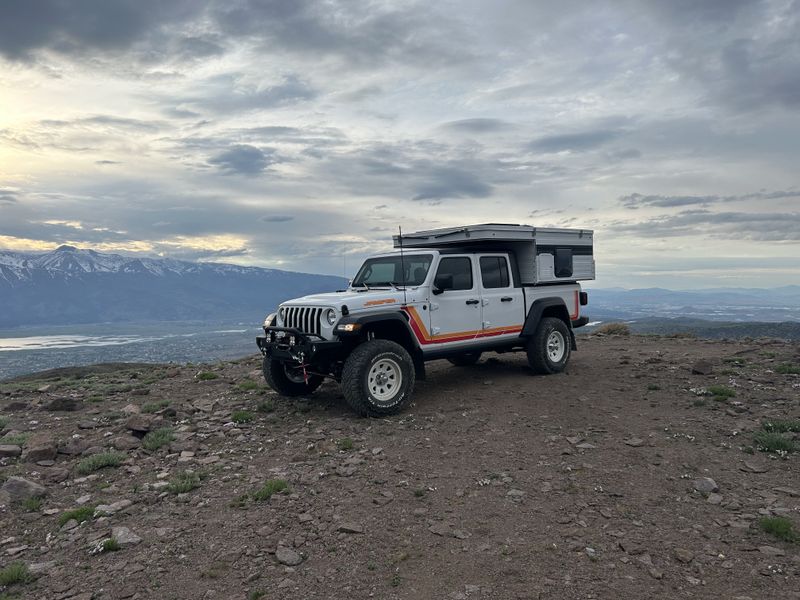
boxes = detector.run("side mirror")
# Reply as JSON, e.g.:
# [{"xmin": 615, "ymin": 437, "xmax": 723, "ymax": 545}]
[
  {"xmin": 433, "ymin": 274, "xmax": 453, "ymax": 294},
  {"xmin": 432, "ymin": 285, "xmax": 444, "ymax": 295}
]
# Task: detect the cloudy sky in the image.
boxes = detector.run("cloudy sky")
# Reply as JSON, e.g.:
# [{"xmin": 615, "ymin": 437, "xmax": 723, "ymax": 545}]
[{"xmin": 1, "ymin": 0, "xmax": 798, "ymax": 288}]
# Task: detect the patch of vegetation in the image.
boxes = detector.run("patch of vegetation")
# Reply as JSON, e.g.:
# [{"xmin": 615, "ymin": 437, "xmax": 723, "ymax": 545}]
[
  {"xmin": 775, "ymin": 364, "xmax": 800, "ymax": 375},
  {"xmin": 167, "ymin": 471, "xmax": 201, "ymax": 494},
  {"xmin": 758, "ymin": 516, "xmax": 798, "ymax": 543},
  {"xmin": 390, "ymin": 573, "xmax": 402, "ymax": 587},
  {"xmin": 200, "ymin": 561, "xmax": 229, "ymax": 579},
  {"xmin": 101, "ymin": 538, "xmax": 121, "ymax": 552},
  {"xmin": 237, "ymin": 380, "xmax": 259, "ymax": 391},
  {"xmin": 647, "ymin": 384, "xmax": 661, "ymax": 391},
  {"xmin": 21, "ymin": 496, "xmax": 42, "ymax": 512},
  {"xmin": 257, "ymin": 399, "xmax": 274, "ymax": 413},
  {"xmin": 196, "ymin": 372, "xmax": 219, "ymax": 381},
  {"xmin": 0, "ymin": 417, "xmax": 7, "ymax": 431},
  {"xmin": 413, "ymin": 488, "xmax": 426, "ymax": 498},
  {"xmin": 1, "ymin": 433, "xmax": 29, "ymax": 447},
  {"xmin": 708, "ymin": 385, "xmax": 735, "ymax": 401},
  {"xmin": 0, "ymin": 562, "xmax": 32, "ymax": 587},
  {"xmin": 754, "ymin": 431, "xmax": 796, "ymax": 454},
  {"xmin": 723, "ymin": 357, "xmax": 746, "ymax": 365},
  {"xmin": 594, "ymin": 322, "xmax": 630, "ymax": 336},
  {"xmin": 142, "ymin": 427, "xmax": 175, "ymax": 451},
  {"xmin": 142, "ymin": 399, "xmax": 170, "ymax": 413},
  {"xmin": 248, "ymin": 591, "xmax": 266, "ymax": 600},
  {"xmin": 231, "ymin": 410, "xmax": 254, "ymax": 424},
  {"xmin": 58, "ymin": 506, "xmax": 96, "ymax": 527},
  {"xmin": 763, "ymin": 419, "xmax": 800, "ymax": 434},
  {"xmin": 76, "ymin": 452, "xmax": 124, "ymax": 475},
  {"xmin": 337, "ymin": 437, "xmax": 354, "ymax": 451},
  {"xmin": 251, "ymin": 479, "xmax": 289, "ymax": 502}
]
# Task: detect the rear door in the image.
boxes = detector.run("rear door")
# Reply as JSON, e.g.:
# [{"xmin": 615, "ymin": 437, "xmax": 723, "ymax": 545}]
[{"xmin": 478, "ymin": 254, "xmax": 524, "ymax": 339}]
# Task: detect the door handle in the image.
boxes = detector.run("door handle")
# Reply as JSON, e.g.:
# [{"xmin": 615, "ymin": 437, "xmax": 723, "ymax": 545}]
[
  {"xmin": 501, "ymin": 296, "xmax": 513, "ymax": 302},
  {"xmin": 465, "ymin": 299, "xmax": 479, "ymax": 305}
]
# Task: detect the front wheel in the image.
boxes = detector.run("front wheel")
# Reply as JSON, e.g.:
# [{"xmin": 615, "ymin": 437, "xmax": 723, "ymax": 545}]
[
  {"xmin": 262, "ymin": 356, "xmax": 323, "ymax": 397},
  {"xmin": 526, "ymin": 317, "xmax": 571, "ymax": 374},
  {"xmin": 341, "ymin": 340, "xmax": 415, "ymax": 416}
]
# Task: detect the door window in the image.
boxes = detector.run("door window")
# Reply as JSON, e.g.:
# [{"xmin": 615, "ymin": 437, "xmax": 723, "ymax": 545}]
[
  {"xmin": 479, "ymin": 256, "xmax": 510, "ymax": 288},
  {"xmin": 434, "ymin": 257, "xmax": 473, "ymax": 291}
]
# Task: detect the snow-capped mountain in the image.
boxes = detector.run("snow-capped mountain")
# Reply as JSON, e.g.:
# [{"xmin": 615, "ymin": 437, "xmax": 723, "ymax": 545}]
[{"xmin": 0, "ymin": 246, "xmax": 347, "ymax": 327}]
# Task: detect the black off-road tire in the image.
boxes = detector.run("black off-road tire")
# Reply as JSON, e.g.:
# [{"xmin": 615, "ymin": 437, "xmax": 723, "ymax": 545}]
[
  {"xmin": 526, "ymin": 317, "xmax": 571, "ymax": 374},
  {"xmin": 447, "ymin": 352, "xmax": 482, "ymax": 367},
  {"xmin": 341, "ymin": 340, "xmax": 415, "ymax": 417},
  {"xmin": 262, "ymin": 356, "xmax": 323, "ymax": 397}
]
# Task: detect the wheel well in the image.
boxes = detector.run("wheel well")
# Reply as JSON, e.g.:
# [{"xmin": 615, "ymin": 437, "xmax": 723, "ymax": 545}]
[
  {"xmin": 541, "ymin": 304, "xmax": 570, "ymax": 325},
  {"xmin": 363, "ymin": 320, "xmax": 416, "ymax": 352}
]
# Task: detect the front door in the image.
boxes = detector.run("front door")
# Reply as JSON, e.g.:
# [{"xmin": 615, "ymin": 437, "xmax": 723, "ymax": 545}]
[
  {"xmin": 478, "ymin": 254, "xmax": 524, "ymax": 340},
  {"xmin": 426, "ymin": 255, "xmax": 482, "ymax": 346}
]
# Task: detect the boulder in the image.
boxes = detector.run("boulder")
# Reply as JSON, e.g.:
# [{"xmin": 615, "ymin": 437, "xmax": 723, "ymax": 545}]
[
  {"xmin": 25, "ymin": 441, "xmax": 58, "ymax": 463},
  {"xmin": 0, "ymin": 444, "xmax": 22, "ymax": 458},
  {"xmin": 42, "ymin": 397, "xmax": 80, "ymax": 412},
  {"xmin": 112, "ymin": 526, "xmax": 142, "ymax": 547},
  {"xmin": 1, "ymin": 476, "xmax": 47, "ymax": 502}
]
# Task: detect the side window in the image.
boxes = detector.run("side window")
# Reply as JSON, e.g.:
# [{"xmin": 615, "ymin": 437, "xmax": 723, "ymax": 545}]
[
  {"xmin": 554, "ymin": 248, "xmax": 573, "ymax": 278},
  {"xmin": 479, "ymin": 256, "xmax": 510, "ymax": 288},
  {"xmin": 434, "ymin": 257, "xmax": 473, "ymax": 291}
]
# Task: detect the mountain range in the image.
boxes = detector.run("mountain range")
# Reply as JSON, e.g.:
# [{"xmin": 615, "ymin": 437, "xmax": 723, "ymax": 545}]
[{"xmin": 0, "ymin": 246, "xmax": 347, "ymax": 328}]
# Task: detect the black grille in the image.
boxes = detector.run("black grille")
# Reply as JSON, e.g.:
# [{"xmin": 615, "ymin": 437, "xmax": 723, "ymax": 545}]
[{"xmin": 283, "ymin": 306, "xmax": 322, "ymax": 336}]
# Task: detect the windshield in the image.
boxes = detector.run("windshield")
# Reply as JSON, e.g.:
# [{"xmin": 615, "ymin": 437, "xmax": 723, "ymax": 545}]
[{"xmin": 352, "ymin": 254, "xmax": 433, "ymax": 287}]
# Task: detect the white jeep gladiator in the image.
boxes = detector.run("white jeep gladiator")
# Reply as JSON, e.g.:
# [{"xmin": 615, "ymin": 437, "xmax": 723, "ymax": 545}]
[{"xmin": 256, "ymin": 223, "xmax": 594, "ymax": 416}]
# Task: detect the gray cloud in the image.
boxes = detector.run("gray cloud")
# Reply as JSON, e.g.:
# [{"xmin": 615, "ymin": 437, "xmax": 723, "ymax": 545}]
[
  {"xmin": 527, "ymin": 129, "xmax": 623, "ymax": 153},
  {"xmin": 439, "ymin": 119, "xmax": 513, "ymax": 134},
  {"xmin": 178, "ymin": 73, "xmax": 317, "ymax": 114},
  {"xmin": 0, "ymin": 189, "xmax": 18, "ymax": 205},
  {"xmin": 620, "ymin": 189, "xmax": 800, "ymax": 208},
  {"xmin": 260, "ymin": 215, "xmax": 294, "ymax": 223},
  {"xmin": 208, "ymin": 144, "xmax": 278, "ymax": 176}
]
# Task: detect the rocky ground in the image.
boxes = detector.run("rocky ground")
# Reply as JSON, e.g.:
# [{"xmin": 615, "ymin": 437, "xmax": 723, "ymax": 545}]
[{"xmin": 1, "ymin": 334, "xmax": 799, "ymax": 600}]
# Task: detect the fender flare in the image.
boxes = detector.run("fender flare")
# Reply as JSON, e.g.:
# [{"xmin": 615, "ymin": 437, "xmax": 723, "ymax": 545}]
[{"xmin": 522, "ymin": 297, "xmax": 577, "ymax": 350}]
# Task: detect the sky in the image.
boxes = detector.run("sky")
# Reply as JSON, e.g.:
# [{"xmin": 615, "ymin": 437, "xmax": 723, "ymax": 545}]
[{"xmin": 0, "ymin": 0, "xmax": 799, "ymax": 289}]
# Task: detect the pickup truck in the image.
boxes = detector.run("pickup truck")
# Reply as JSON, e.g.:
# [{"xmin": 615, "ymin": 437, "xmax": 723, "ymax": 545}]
[{"xmin": 257, "ymin": 223, "xmax": 593, "ymax": 416}]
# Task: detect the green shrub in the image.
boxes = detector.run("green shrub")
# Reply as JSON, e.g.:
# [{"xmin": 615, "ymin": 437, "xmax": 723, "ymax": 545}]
[
  {"xmin": 337, "ymin": 437, "xmax": 354, "ymax": 451},
  {"xmin": 238, "ymin": 380, "xmax": 259, "ymax": 391},
  {"xmin": 762, "ymin": 419, "xmax": 800, "ymax": 433},
  {"xmin": 594, "ymin": 322, "xmax": 630, "ymax": 336},
  {"xmin": 58, "ymin": 506, "xmax": 95, "ymax": 527},
  {"xmin": 102, "ymin": 538, "xmax": 121, "ymax": 552},
  {"xmin": 1, "ymin": 433, "xmax": 29, "ymax": 447},
  {"xmin": 754, "ymin": 431, "xmax": 796, "ymax": 454},
  {"xmin": 0, "ymin": 417, "xmax": 7, "ymax": 431},
  {"xmin": 758, "ymin": 516, "xmax": 797, "ymax": 543},
  {"xmin": 142, "ymin": 427, "xmax": 175, "ymax": 451},
  {"xmin": 142, "ymin": 399, "xmax": 170, "ymax": 413},
  {"xmin": 231, "ymin": 410, "xmax": 254, "ymax": 424},
  {"xmin": 22, "ymin": 496, "xmax": 42, "ymax": 512},
  {"xmin": 0, "ymin": 562, "xmax": 32, "ymax": 586},
  {"xmin": 167, "ymin": 471, "xmax": 201, "ymax": 494},
  {"xmin": 257, "ymin": 399, "xmax": 274, "ymax": 413},
  {"xmin": 775, "ymin": 364, "xmax": 800, "ymax": 375},
  {"xmin": 76, "ymin": 452, "xmax": 124, "ymax": 475},
  {"xmin": 252, "ymin": 479, "xmax": 289, "ymax": 502},
  {"xmin": 708, "ymin": 385, "xmax": 735, "ymax": 400},
  {"xmin": 196, "ymin": 372, "xmax": 218, "ymax": 381}
]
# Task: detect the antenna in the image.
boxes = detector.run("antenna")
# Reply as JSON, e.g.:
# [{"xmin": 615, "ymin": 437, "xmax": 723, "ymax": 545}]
[{"xmin": 398, "ymin": 225, "xmax": 408, "ymax": 307}]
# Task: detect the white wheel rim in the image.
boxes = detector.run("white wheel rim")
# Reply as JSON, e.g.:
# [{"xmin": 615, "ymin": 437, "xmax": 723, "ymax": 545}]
[
  {"xmin": 368, "ymin": 357, "xmax": 402, "ymax": 402},
  {"xmin": 547, "ymin": 331, "xmax": 566, "ymax": 362}
]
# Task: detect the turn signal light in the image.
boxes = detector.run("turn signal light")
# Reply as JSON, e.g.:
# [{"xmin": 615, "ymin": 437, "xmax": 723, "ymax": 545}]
[{"xmin": 336, "ymin": 323, "xmax": 361, "ymax": 332}]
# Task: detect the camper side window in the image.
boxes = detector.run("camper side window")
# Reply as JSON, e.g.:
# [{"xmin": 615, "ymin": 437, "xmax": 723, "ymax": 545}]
[{"xmin": 554, "ymin": 248, "xmax": 573, "ymax": 278}]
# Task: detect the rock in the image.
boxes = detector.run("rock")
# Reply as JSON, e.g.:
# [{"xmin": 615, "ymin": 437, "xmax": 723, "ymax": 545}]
[
  {"xmin": 706, "ymin": 493, "xmax": 724, "ymax": 505},
  {"xmin": 24, "ymin": 441, "xmax": 58, "ymax": 463},
  {"xmin": 507, "ymin": 489, "xmax": 526, "ymax": 498},
  {"xmin": 773, "ymin": 486, "xmax": 800, "ymax": 497},
  {"xmin": 429, "ymin": 523, "xmax": 451, "ymax": 537},
  {"xmin": 112, "ymin": 435, "xmax": 142, "ymax": 451},
  {"xmin": 95, "ymin": 500, "xmax": 133, "ymax": 516},
  {"xmin": 112, "ymin": 526, "xmax": 142, "ymax": 547},
  {"xmin": 693, "ymin": 477, "xmax": 718, "ymax": 495},
  {"xmin": 29, "ymin": 560, "xmax": 57, "ymax": 575},
  {"xmin": 1, "ymin": 477, "xmax": 46, "ymax": 502},
  {"xmin": 298, "ymin": 513, "xmax": 314, "ymax": 523},
  {"xmin": 192, "ymin": 398, "xmax": 218, "ymax": 413},
  {"xmin": 691, "ymin": 360, "xmax": 714, "ymax": 375},
  {"xmin": 131, "ymin": 388, "xmax": 149, "ymax": 396},
  {"xmin": 674, "ymin": 548, "xmax": 694, "ymax": 563},
  {"xmin": 58, "ymin": 439, "xmax": 88, "ymax": 455},
  {"xmin": 758, "ymin": 546, "xmax": 785, "ymax": 556},
  {"xmin": 743, "ymin": 461, "xmax": 768, "ymax": 473},
  {"xmin": 0, "ymin": 444, "xmax": 22, "ymax": 458},
  {"xmin": 337, "ymin": 523, "xmax": 364, "ymax": 534},
  {"xmin": 125, "ymin": 414, "xmax": 159, "ymax": 434},
  {"xmin": 275, "ymin": 546, "xmax": 303, "ymax": 566},
  {"xmin": 42, "ymin": 397, "xmax": 79, "ymax": 411},
  {"xmin": 624, "ymin": 437, "xmax": 645, "ymax": 447},
  {"xmin": 121, "ymin": 404, "xmax": 141, "ymax": 415}
]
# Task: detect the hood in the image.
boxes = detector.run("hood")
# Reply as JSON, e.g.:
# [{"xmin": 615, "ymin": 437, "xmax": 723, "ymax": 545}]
[{"xmin": 282, "ymin": 289, "xmax": 414, "ymax": 312}]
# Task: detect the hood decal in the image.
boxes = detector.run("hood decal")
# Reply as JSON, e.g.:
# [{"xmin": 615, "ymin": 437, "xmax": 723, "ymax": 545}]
[{"xmin": 364, "ymin": 298, "xmax": 398, "ymax": 307}]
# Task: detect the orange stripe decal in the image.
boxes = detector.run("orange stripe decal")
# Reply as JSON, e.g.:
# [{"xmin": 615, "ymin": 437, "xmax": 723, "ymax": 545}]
[
  {"xmin": 402, "ymin": 306, "xmax": 522, "ymax": 345},
  {"xmin": 364, "ymin": 298, "xmax": 398, "ymax": 307}
]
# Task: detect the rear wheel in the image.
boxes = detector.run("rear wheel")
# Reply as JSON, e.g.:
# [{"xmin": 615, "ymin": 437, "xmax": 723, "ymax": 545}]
[
  {"xmin": 341, "ymin": 340, "xmax": 415, "ymax": 416},
  {"xmin": 526, "ymin": 317, "xmax": 571, "ymax": 374},
  {"xmin": 262, "ymin": 356, "xmax": 323, "ymax": 397},
  {"xmin": 447, "ymin": 352, "xmax": 482, "ymax": 367}
]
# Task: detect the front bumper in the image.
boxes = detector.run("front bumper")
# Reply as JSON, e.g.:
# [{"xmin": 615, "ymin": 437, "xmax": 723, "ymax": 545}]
[{"xmin": 256, "ymin": 326, "xmax": 342, "ymax": 363}]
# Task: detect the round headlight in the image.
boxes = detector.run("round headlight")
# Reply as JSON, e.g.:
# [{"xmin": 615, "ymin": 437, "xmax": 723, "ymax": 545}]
[
  {"xmin": 325, "ymin": 308, "xmax": 337, "ymax": 326},
  {"xmin": 263, "ymin": 312, "xmax": 276, "ymax": 327},
  {"xmin": 278, "ymin": 307, "xmax": 286, "ymax": 322}
]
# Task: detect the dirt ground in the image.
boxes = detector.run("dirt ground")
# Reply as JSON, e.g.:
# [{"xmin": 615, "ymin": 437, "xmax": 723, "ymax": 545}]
[{"xmin": 1, "ymin": 334, "xmax": 799, "ymax": 600}]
